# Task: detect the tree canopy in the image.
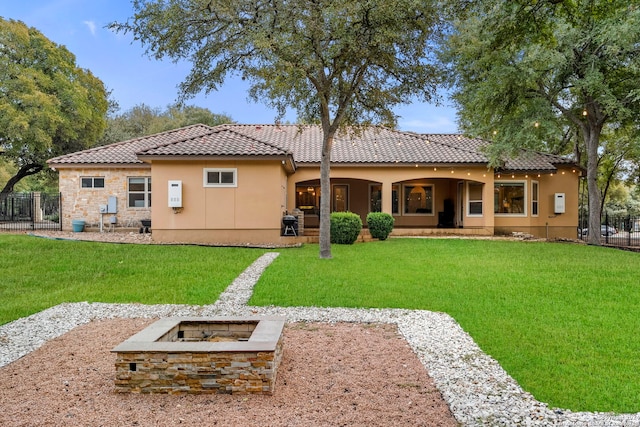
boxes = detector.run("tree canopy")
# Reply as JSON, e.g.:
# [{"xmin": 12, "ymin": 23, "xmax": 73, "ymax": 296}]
[
  {"xmin": 98, "ymin": 103, "xmax": 234, "ymax": 146},
  {"xmin": 112, "ymin": 0, "xmax": 443, "ymax": 258},
  {"xmin": 0, "ymin": 18, "xmax": 109, "ymax": 194},
  {"xmin": 442, "ymin": 0, "xmax": 640, "ymax": 244}
]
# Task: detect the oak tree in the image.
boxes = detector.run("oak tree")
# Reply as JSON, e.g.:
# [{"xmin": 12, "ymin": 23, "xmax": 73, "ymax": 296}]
[
  {"xmin": 112, "ymin": 0, "xmax": 443, "ymax": 258},
  {"xmin": 0, "ymin": 18, "xmax": 109, "ymax": 194},
  {"xmin": 442, "ymin": 0, "xmax": 640, "ymax": 245}
]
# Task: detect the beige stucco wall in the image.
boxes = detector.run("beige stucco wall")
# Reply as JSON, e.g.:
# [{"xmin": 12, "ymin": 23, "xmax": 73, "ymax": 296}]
[
  {"xmin": 493, "ymin": 166, "xmax": 580, "ymax": 239},
  {"xmin": 57, "ymin": 166, "xmax": 151, "ymax": 231},
  {"xmin": 55, "ymin": 160, "xmax": 580, "ymax": 243},
  {"xmin": 289, "ymin": 164, "xmax": 580, "ymax": 239},
  {"xmin": 149, "ymin": 159, "xmax": 288, "ymax": 244},
  {"xmin": 288, "ymin": 164, "xmax": 497, "ymax": 230}
]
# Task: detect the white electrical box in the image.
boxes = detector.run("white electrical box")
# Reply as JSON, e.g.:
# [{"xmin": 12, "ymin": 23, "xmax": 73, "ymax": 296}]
[
  {"xmin": 554, "ymin": 193, "xmax": 565, "ymax": 214},
  {"xmin": 168, "ymin": 180, "xmax": 183, "ymax": 207}
]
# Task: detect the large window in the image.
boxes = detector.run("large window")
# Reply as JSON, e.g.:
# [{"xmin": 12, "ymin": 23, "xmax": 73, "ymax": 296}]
[
  {"xmin": 531, "ymin": 181, "xmax": 539, "ymax": 216},
  {"xmin": 81, "ymin": 177, "xmax": 104, "ymax": 189},
  {"xmin": 467, "ymin": 182, "xmax": 483, "ymax": 216},
  {"xmin": 494, "ymin": 182, "xmax": 525, "ymax": 215},
  {"xmin": 404, "ymin": 184, "xmax": 433, "ymax": 215},
  {"xmin": 203, "ymin": 168, "xmax": 237, "ymax": 187},
  {"xmin": 128, "ymin": 177, "xmax": 151, "ymax": 208}
]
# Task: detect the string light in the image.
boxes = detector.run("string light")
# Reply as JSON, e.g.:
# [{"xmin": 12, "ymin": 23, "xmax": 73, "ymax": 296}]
[
  {"xmin": 582, "ymin": 110, "xmax": 588, "ymax": 116},
  {"xmin": 534, "ymin": 122, "xmax": 539, "ymax": 128}
]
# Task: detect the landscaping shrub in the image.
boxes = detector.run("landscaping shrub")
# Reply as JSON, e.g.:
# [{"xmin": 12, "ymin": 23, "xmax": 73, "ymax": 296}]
[
  {"xmin": 330, "ymin": 212, "xmax": 362, "ymax": 244},
  {"xmin": 366, "ymin": 212, "xmax": 394, "ymax": 240}
]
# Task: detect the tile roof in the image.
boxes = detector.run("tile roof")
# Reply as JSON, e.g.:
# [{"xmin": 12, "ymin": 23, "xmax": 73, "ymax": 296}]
[
  {"xmin": 48, "ymin": 123, "xmax": 577, "ymax": 172},
  {"xmin": 47, "ymin": 124, "xmax": 215, "ymax": 166},
  {"xmin": 137, "ymin": 127, "xmax": 292, "ymax": 158}
]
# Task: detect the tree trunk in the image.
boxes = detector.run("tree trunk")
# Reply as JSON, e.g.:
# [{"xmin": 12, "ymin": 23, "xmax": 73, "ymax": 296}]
[
  {"xmin": 0, "ymin": 163, "xmax": 43, "ymax": 194},
  {"xmin": 585, "ymin": 130, "xmax": 602, "ymax": 245},
  {"xmin": 319, "ymin": 132, "xmax": 334, "ymax": 259}
]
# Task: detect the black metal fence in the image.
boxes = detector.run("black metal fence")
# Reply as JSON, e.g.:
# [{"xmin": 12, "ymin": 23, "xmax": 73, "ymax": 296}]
[
  {"xmin": 578, "ymin": 212, "xmax": 640, "ymax": 247},
  {"xmin": 0, "ymin": 192, "xmax": 62, "ymax": 232}
]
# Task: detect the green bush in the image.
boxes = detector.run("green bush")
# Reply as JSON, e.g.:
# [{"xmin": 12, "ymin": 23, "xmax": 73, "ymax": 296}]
[
  {"xmin": 366, "ymin": 212, "xmax": 394, "ymax": 240},
  {"xmin": 330, "ymin": 212, "xmax": 363, "ymax": 244}
]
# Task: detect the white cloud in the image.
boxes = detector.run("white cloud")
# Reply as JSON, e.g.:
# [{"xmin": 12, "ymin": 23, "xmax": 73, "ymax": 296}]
[{"xmin": 83, "ymin": 20, "xmax": 97, "ymax": 36}]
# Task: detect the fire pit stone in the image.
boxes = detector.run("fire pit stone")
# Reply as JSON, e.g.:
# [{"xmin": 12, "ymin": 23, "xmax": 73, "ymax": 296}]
[{"xmin": 111, "ymin": 316, "xmax": 285, "ymax": 395}]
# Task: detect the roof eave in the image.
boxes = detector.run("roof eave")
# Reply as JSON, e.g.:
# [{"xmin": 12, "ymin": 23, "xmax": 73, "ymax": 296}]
[{"xmin": 46, "ymin": 162, "xmax": 149, "ymax": 170}]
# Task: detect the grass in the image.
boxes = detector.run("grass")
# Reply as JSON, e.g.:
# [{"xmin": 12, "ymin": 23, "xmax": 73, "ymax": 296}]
[
  {"xmin": 2, "ymin": 233, "xmax": 638, "ymax": 413},
  {"xmin": 249, "ymin": 239, "xmax": 640, "ymax": 413},
  {"xmin": 0, "ymin": 234, "xmax": 266, "ymax": 324}
]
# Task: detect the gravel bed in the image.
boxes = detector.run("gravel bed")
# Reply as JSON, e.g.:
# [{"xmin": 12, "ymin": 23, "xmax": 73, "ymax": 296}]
[{"xmin": 1, "ymin": 245, "xmax": 639, "ymax": 426}]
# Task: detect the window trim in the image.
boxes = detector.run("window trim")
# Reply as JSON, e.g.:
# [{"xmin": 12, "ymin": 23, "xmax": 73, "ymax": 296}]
[
  {"xmin": 466, "ymin": 181, "xmax": 483, "ymax": 217},
  {"xmin": 531, "ymin": 180, "xmax": 539, "ymax": 217},
  {"xmin": 127, "ymin": 176, "xmax": 151, "ymax": 208},
  {"xmin": 494, "ymin": 180, "xmax": 527, "ymax": 217},
  {"xmin": 203, "ymin": 168, "xmax": 238, "ymax": 188},
  {"xmin": 80, "ymin": 176, "xmax": 105, "ymax": 189}
]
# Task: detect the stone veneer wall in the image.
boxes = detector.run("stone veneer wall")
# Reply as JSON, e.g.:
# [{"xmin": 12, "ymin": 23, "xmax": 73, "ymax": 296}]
[
  {"xmin": 57, "ymin": 167, "xmax": 151, "ymax": 231},
  {"xmin": 113, "ymin": 335, "xmax": 284, "ymax": 395}
]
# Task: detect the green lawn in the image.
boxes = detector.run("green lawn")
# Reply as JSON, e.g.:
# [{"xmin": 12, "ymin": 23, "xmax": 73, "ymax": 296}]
[
  {"xmin": 1, "ymin": 234, "xmax": 638, "ymax": 413},
  {"xmin": 0, "ymin": 234, "xmax": 266, "ymax": 323},
  {"xmin": 249, "ymin": 239, "xmax": 640, "ymax": 413}
]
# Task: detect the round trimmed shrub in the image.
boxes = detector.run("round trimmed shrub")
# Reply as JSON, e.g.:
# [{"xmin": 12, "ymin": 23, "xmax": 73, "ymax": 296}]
[
  {"xmin": 366, "ymin": 212, "xmax": 395, "ymax": 240},
  {"xmin": 330, "ymin": 212, "xmax": 363, "ymax": 244}
]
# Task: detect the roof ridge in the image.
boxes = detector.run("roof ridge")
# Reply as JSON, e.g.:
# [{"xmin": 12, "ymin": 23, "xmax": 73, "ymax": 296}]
[
  {"xmin": 136, "ymin": 125, "xmax": 293, "ymax": 157},
  {"xmin": 223, "ymin": 127, "xmax": 293, "ymax": 155}
]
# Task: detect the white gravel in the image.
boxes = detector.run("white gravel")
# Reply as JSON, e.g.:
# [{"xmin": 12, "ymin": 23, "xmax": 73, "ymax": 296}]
[{"xmin": 1, "ymin": 251, "xmax": 638, "ymax": 426}]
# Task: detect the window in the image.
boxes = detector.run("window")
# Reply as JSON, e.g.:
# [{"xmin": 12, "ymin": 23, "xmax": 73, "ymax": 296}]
[
  {"xmin": 128, "ymin": 177, "xmax": 151, "ymax": 208},
  {"xmin": 404, "ymin": 185, "xmax": 433, "ymax": 215},
  {"xmin": 81, "ymin": 177, "xmax": 104, "ymax": 189},
  {"xmin": 332, "ymin": 185, "xmax": 349, "ymax": 212},
  {"xmin": 392, "ymin": 184, "xmax": 399, "ymax": 215},
  {"xmin": 203, "ymin": 168, "xmax": 237, "ymax": 187},
  {"xmin": 369, "ymin": 184, "xmax": 400, "ymax": 214},
  {"xmin": 467, "ymin": 182, "xmax": 483, "ymax": 216},
  {"xmin": 531, "ymin": 181, "xmax": 539, "ymax": 216},
  {"xmin": 370, "ymin": 184, "xmax": 382, "ymax": 212},
  {"xmin": 494, "ymin": 182, "xmax": 526, "ymax": 215}
]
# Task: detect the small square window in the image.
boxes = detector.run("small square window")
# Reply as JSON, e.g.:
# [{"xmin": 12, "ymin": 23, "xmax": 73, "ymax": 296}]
[{"xmin": 204, "ymin": 168, "xmax": 237, "ymax": 187}]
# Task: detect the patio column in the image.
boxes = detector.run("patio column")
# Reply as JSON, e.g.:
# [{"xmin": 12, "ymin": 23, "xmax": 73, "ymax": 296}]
[{"xmin": 381, "ymin": 181, "xmax": 393, "ymax": 214}]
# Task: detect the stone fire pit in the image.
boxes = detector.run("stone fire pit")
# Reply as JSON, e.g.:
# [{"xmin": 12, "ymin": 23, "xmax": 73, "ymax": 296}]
[{"xmin": 111, "ymin": 316, "xmax": 285, "ymax": 395}]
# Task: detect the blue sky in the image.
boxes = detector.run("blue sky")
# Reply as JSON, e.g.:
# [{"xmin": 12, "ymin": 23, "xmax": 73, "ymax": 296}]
[{"xmin": 2, "ymin": 0, "xmax": 459, "ymax": 133}]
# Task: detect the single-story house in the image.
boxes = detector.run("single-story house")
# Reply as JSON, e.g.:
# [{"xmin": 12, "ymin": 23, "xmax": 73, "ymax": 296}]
[{"xmin": 47, "ymin": 124, "xmax": 582, "ymax": 245}]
